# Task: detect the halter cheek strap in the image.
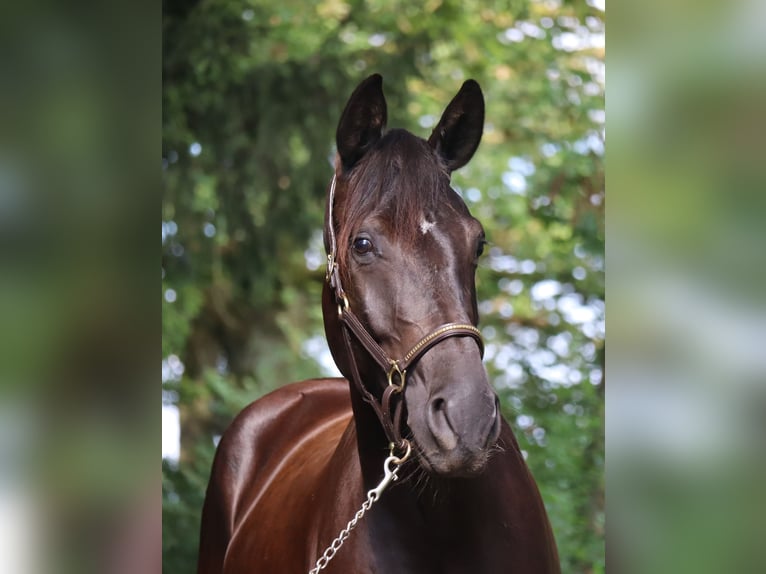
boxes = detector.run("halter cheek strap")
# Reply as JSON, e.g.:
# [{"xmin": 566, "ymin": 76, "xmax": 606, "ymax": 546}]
[{"xmin": 324, "ymin": 174, "xmax": 484, "ymax": 452}]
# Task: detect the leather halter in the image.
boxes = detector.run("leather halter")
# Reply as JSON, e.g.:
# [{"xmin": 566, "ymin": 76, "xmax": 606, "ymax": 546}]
[{"xmin": 324, "ymin": 174, "xmax": 484, "ymax": 451}]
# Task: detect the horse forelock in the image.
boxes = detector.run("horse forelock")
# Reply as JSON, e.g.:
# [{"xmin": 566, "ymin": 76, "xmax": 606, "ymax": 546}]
[{"xmin": 335, "ymin": 129, "xmax": 453, "ymax": 274}]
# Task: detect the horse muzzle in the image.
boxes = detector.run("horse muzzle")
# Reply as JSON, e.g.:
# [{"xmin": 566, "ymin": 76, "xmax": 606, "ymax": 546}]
[{"xmin": 409, "ymin": 376, "xmax": 502, "ymax": 477}]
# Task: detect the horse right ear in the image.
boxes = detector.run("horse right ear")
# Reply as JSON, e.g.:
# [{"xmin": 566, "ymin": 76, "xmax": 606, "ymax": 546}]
[
  {"xmin": 336, "ymin": 74, "xmax": 387, "ymax": 172},
  {"xmin": 428, "ymin": 79, "xmax": 485, "ymax": 173}
]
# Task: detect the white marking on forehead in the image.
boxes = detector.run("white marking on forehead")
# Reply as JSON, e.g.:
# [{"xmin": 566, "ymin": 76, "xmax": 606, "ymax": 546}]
[{"xmin": 419, "ymin": 219, "xmax": 436, "ymax": 235}]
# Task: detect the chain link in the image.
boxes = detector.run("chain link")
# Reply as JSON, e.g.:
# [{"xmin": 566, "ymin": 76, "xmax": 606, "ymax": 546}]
[
  {"xmin": 308, "ymin": 442, "xmax": 411, "ymax": 574},
  {"xmin": 308, "ymin": 494, "xmax": 375, "ymax": 574}
]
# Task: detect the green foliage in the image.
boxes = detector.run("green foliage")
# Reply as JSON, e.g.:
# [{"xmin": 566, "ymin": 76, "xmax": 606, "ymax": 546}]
[{"xmin": 163, "ymin": 0, "xmax": 604, "ymax": 572}]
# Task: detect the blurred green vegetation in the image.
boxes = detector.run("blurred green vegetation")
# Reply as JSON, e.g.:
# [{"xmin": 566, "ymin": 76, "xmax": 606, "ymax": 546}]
[
  {"xmin": 162, "ymin": 1, "xmax": 604, "ymax": 572},
  {"xmin": 609, "ymin": 0, "xmax": 766, "ymax": 573}
]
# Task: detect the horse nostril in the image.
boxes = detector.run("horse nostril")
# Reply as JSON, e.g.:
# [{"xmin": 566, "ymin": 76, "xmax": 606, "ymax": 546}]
[
  {"xmin": 485, "ymin": 395, "xmax": 502, "ymax": 448},
  {"xmin": 427, "ymin": 396, "xmax": 457, "ymax": 450},
  {"xmin": 431, "ymin": 397, "xmax": 446, "ymax": 414}
]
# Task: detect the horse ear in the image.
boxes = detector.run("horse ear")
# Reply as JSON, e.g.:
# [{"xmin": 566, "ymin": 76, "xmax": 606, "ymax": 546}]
[
  {"xmin": 428, "ymin": 79, "xmax": 485, "ymax": 173},
  {"xmin": 336, "ymin": 74, "xmax": 387, "ymax": 172}
]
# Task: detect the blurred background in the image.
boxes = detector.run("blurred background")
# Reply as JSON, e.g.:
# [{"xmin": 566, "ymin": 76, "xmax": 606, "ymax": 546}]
[
  {"xmin": 1, "ymin": 0, "xmax": 157, "ymax": 572},
  {"xmin": 162, "ymin": 0, "xmax": 604, "ymax": 572},
  {"xmin": 608, "ymin": 0, "xmax": 766, "ymax": 572}
]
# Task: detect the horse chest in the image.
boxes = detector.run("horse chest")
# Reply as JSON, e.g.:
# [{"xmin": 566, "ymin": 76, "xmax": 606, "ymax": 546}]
[{"xmin": 321, "ymin": 493, "xmax": 515, "ymax": 574}]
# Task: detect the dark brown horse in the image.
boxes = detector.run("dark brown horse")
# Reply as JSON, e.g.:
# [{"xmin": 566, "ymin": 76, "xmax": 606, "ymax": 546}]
[{"xmin": 197, "ymin": 75, "xmax": 560, "ymax": 574}]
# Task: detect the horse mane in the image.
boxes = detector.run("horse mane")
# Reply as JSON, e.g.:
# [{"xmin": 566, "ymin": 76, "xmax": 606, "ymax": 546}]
[{"xmin": 336, "ymin": 129, "xmax": 451, "ymax": 272}]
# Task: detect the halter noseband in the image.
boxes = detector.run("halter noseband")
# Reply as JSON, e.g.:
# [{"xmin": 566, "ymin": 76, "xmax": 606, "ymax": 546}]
[{"xmin": 324, "ymin": 174, "xmax": 484, "ymax": 452}]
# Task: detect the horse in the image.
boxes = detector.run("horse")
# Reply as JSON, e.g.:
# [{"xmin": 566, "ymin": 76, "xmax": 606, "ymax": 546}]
[{"xmin": 197, "ymin": 74, "xmax": 560, "ymax": 574}]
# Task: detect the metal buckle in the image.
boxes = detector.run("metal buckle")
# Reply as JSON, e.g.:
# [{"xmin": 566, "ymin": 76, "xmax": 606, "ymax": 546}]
[
  {"xmin": 387, "ymin": 361, "xmax": 406, "ymax": 392},
  {"xmin": 325, "ymin": 253, "xmax": 336, "ymax": 284},
  {"xmin": 389, "ymin": 439, "xmax": 412, "ymax": 464},
  {"xmin": 336, "ymin": 292, "xmax": 349, "ymax": 320}
]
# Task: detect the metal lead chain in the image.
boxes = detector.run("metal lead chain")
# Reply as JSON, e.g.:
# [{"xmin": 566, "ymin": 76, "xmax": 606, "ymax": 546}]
[
  {"xmin": 308, "ymin": 443, "xmax": 411, "ymax": 574},
  {"xmin": 308, "ymin": 493, "xmax": 375, "ymax": 574}
]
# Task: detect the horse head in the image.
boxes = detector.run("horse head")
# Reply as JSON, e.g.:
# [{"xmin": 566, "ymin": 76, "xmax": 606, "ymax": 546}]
[{"xmin": 323, "ymin": 74, "xmax": 500, "ymax": 478}]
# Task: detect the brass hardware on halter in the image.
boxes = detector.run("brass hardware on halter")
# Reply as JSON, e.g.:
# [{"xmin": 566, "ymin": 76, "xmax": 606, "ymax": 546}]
[
  {"xmin": 325, "ymin": 253, "xmax": 336, "ymax": 284},
  {"xmin": 389, "ymin": 438, "xmax": 412, "ymax": 464},
  {"xmin": 336, "ymin": 293, "xmax": 349, "ymax": 320},
  {"xmin": 387, "ymin": 361, "xmax": 406, "ymax": 393}
]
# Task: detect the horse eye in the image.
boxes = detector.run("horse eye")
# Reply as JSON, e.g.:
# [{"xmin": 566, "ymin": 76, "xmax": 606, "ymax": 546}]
[
  {"xmin": 476, "ymin": 238, "xmax": 487, "ymax": 259},
  {"xmin": 352, "ymin": 237, "xmax": 374, "ymax": 255}
]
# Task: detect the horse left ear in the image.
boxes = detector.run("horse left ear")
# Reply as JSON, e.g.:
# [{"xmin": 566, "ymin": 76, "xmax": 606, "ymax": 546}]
[
  {"xmin": 336, "ymin": 74, "xmax": 388, "ymax": 172},
  {"xmin": 428, "ymin": 80, "xmax": 485, "ymax": 173}
]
